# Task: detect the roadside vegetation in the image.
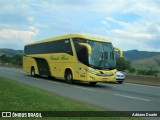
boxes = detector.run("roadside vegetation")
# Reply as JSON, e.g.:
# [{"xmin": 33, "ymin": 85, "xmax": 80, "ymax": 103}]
[
  {"xmin": 0, "ymin": 76, "xmax": 142, "ymax": 120},
  {"xmin": 116, "ymin": 57, "xmax": 160, "ymax": 77},
  {"xmin": 116, "ymin": 57, "xmax": 160, "ymax": 86},
  {"xmin": 0, "ymin": 55, "xmax": 22, "ymax": 67}
]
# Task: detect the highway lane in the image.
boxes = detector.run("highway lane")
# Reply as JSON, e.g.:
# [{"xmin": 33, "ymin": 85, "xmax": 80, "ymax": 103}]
[{"xmin": 0, "ymin": 66, "xmax": 160, "ymax": 111}]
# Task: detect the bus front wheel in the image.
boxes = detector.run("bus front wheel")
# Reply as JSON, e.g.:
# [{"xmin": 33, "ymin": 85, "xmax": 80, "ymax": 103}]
[
  {"xmin": 31, "ymin": 67, "xmax": 36, "ymax": 77},
  {"xmin": 65, "ymin": 71, "xmax": 73, "ymax": 84}
]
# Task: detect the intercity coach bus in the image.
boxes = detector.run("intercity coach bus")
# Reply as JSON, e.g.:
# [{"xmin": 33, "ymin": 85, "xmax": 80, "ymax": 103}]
[{"xmin": 23, "ymin": 33, "xmax": 122, "ymax": 85}]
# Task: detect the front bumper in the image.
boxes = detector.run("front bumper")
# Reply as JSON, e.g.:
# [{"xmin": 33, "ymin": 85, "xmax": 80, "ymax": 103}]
[{"xmin": 86, "ymin": 73, "xmax": 116, "ymax": 82}]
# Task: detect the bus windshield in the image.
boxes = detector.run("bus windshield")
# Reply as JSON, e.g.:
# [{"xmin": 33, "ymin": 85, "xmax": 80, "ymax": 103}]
[
  {"xmin": 87, "ymin": 40, "xmax": 116, "ymax": 70},
  {"xmin": 73, "ymin": 38, "xmax": 116, "ymax": 70}
]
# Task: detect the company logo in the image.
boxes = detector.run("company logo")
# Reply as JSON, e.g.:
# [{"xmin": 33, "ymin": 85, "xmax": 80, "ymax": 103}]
[
  {"xmin": 50, "ymin": 55, "xmax": 69, "ymax": 60},
  {"xmin": 2, "ymin": 112, "xmax": 11, "ymax": 117},
  {"xmin": 1, "ymin": 112, "xmax": 42, "ymax": 118}
]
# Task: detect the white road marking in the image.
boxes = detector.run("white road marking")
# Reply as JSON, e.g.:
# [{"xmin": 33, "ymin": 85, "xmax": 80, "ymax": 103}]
[
  {"xmin": 72, "ymin": 86, "xmax": 95, "ymax": 91},
  {"xmin": 114, "ymin": 94, "xmax": 150, "ymax": 102}
]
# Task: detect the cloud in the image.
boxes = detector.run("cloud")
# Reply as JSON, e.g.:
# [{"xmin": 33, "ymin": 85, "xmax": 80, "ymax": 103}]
[
  {"xmin": 29, "ymin": 1, "xmax": 49, "ymax": 7},
  {"xmin": 0, "ymin": 28, "xmax": 38, "ymax": 49},
  {"xmin": 0, "ymin": 0, "xmax": 160, "ymax": 52},
  {"xmin": 26, "ymin": 0, "xmax": 127, "ymax": 15},
  {"xmin": 124, "ymin": 0, "xmax": 160, "ymax": 21},
  {"xmin": 0, "ymin": 0, "xmax": 39, "ymax": 49},
  {"xmin": 100, "ymin": 17, "xmax": 160, "ymax": 51},
  {"xmin": 0, "ymin": 0, "xmax": 33, "ymax": 24}
]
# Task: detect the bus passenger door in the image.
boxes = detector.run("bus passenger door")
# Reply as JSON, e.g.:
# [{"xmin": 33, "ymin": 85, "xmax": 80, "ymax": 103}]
[
  {"xmin": 74, "ymin": 42, "xmax": 89, "ymax": 81},
  {"xmin": 78, "ymin": 62, "xmax": 87, "ymax": 81}
]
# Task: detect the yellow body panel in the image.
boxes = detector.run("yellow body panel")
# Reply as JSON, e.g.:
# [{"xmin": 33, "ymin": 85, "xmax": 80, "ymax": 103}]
[
  {"xmin": 23, "ymin": 56, "xmax": 39, "ymax": 75},
  {"xmin": 23, "ymin": 33, "xmax": 120, "ymax": 83}
]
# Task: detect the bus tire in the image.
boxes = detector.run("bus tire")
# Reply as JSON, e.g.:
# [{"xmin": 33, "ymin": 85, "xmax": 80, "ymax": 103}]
[
  {"xmin": 65, "ymin": 70, "xmax": 73, "ymax": 84},
  {"xmin": 31, "ymin": 67, "xmax": 36, "ymax": 77},
  {"xmin": 118, "ymin": 81, "xmax": 123, "ymax": 84},
  {"xmin": 89, "ymin": 82, "xmax": 97, "ymax": 85}
]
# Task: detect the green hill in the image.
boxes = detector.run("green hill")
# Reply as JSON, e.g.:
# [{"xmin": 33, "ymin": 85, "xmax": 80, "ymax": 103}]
[
  {"xmin": 0, "ymin": 48, "xmax": 23, "ymax": 57},
  {"xmin": 133, "ymin": 56, "xmax": 160, "ymax": 67},
  {"xmin": 132, "ymin": 56, "xmax": 160, "ymax": 71},
  {"xmin": 123, "ymin": 49, "xmax": 160, "ymax": 61}
]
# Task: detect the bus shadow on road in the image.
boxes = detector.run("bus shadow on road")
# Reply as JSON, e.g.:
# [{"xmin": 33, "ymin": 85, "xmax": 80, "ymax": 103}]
[
  {"xmin": 27, "ymin": 75, "xmax": 115, "ymax": 89},
  {"xmin": 48, "ymin": 77, "xmax": 112, "ymax": 89}
]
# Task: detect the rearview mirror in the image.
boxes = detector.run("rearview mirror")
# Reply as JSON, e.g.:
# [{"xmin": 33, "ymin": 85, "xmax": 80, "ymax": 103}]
[
  {"xmin": 114, "ymin": 47, "xmax": 123, "ymax": 58},
  {"xmin": 78, "ymin": 43, "xmax": 92, "ymax": 55}
]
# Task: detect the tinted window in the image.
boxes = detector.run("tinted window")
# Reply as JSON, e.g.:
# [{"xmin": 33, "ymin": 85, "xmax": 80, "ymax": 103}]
[
  {"xmin": 73, "ymin": 38, "xmax": 89, "ymax": 66},
  {"xmin": 25, "ymin": 39, "xmax": 73, "ymax": 55},
  {"xmin": 73, "ymin": 38, "xmax": 116, "ymax": 70}
]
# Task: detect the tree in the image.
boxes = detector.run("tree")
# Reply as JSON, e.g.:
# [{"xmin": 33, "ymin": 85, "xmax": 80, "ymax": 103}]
[
  {"xmin": 116, "ymin": 57, "xmax": 132, "ymax": 71},
  {"xmin": 137, "ymin": 69, "xmax": 159, "ymax": 76},
  {"xmin": 0, "ymin": 55, "xmax": 10, "ymax": 64},
  {"xmin": 128, "ymin": 67, "xmax": 136, "ymax": 73},
  {"xmin": 11, "ymin": 55, "xmax": 22, "ymax": 66},
  {"xmin": 0, "ymin": 55, "xmax": 22, "ymax": 66}
]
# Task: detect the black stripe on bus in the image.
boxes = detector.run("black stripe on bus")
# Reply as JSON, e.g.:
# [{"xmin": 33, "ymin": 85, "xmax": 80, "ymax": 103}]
[{"xmin": 34, "ymin": 58, "xmax": 51, "ymax": 76}]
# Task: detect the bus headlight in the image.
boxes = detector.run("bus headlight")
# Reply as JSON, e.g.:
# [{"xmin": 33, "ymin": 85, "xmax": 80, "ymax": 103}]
[
  {"xmin": 87, "ymin": 69, "xmax": 98, "ymax": 75},
  {"xmin": 86, "ymin": 69, "xmax": 114, "ymax": 76}
]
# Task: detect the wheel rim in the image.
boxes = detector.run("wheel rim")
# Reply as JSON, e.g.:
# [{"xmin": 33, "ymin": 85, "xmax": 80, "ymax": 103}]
[
  {"xmin": 31, "ymin": 68, "xmax": 35, "ymax": 76},
  {"xmin": 65, "ymin": 72, "xmax": 73, "ymax": 84},
  {"xmin": 32, "ymin": 71, "xmax": 34, "ymax": 76},
  {"xmin": 67, "ymin": 74, "xmax": 72, "ymax": 81}
]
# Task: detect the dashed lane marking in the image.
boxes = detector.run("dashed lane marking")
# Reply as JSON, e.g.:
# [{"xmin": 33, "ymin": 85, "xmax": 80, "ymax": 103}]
[{"xmin": 114, "ymin": 94, "xmax": 150, "ymax": 102}]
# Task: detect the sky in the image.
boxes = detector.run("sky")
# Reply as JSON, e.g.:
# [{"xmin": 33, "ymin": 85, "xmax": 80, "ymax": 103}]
[{"xmin": 0, "ymin": 0, "xmax": 160, "ymax": 52}]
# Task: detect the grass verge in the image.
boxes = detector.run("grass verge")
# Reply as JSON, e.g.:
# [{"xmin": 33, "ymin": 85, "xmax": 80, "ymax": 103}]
[
  {"xmin": 0, "ymin": 76, "xmax": 142, "ymax": 120},
  {"xmin": 0, "ymin": 76, "xmax": 103, "ymax": 111}
]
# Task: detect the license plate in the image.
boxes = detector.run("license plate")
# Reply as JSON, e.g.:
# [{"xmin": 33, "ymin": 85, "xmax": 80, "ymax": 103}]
[{"xmin": 102, "ymin": 78, "xmax": 108, "ymax": 80}]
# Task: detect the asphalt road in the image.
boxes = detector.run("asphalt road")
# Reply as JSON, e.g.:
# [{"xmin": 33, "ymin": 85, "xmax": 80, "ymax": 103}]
[{"xmin": 0, "ymin": 66, "xmax": 160, "ymax": 111}]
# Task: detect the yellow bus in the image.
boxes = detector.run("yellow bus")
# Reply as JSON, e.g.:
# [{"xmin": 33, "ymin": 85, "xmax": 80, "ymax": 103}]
[{"xmin": 23, "ymin": 33, "xmax": 122, "ymax": 85}]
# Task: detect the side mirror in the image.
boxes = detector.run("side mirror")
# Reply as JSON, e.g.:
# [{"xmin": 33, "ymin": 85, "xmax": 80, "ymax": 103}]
[
  {"xmin": 78, "ymin": 43, "xmax": 92, "ymax": 55},
  {"xmin": 114, "ymin": 47, "xmax": 123, "ymax": 58}
]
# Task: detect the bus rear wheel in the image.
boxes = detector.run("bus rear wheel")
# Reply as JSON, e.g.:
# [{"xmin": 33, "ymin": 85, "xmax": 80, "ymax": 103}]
[
  {"xmin": 89, "ymin": 82, "xmax": 97, "ymax": 85},
  {"xmin": 65, "ymin": 71, "xmax": 73, "ymax": 84},
  {"xmin": 31, "ymin": 67, "xmax": 36, "ymax": 77}
]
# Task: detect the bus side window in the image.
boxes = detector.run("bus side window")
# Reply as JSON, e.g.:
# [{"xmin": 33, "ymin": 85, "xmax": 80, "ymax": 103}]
[{"xmin": 63, "ymin": 39, "xmax": 73, "ymax": 55}]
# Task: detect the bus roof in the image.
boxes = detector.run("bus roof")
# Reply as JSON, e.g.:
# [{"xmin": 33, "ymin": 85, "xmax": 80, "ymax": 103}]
[{"xmin": 26, "ymin": 33, "xmax": 111, "ymax": 46}]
